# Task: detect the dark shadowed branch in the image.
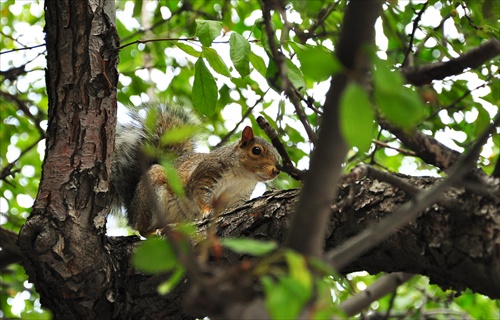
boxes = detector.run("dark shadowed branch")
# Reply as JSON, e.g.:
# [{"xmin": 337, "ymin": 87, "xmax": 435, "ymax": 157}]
[
  {"xmin": 0, "ymin": 227, "xmax": 23, "ymax": 269},
  {"xmin": 257, "ymin": 116, "xmax": 305, "ymax": 181},
  {"xmin": 379, "ymin": 118, "xmax": 462, "ymax": 172},
  {"xmin": 285, "ymin": 0, "xmax": 382, "ymax": 257},
  {"xmin": 402, "ymin": 1, "xmax": 429, "ymax": 67},
  {"xmin": 260, "ymin": 1, "xmax": 318, "ymax": 143},
  {"xmin": 403, "ymin": 38, "xmax": 500, "ymax": 85}
]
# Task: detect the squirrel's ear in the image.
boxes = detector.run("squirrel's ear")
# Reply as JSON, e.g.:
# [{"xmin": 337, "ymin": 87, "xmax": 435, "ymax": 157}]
[{"xmin": 241, "ymin": 126, "xmax": 254, "ymax": 143}]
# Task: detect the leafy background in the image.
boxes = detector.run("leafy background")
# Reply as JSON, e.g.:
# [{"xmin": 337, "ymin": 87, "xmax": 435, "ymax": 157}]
[{"xmin": 1, "ymin": 0, "xmax": 499, "ymax": 318}]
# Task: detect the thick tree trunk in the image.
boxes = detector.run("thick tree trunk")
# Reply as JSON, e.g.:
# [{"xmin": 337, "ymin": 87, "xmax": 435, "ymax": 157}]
[{"xmin": 18, "ymin": 1, "xmax": 119, "ymax": 318}]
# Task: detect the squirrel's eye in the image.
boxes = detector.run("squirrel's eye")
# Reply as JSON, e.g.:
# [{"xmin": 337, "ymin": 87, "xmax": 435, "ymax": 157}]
[{"xmin": 252, "ymin": 146, "xmax": 262, "ymax": 155}]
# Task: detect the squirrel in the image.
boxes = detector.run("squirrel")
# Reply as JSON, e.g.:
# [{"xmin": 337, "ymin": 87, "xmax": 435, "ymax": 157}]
[{"xmin": 110, "ymin": 102, "xmax": 281, "ymax": 236}]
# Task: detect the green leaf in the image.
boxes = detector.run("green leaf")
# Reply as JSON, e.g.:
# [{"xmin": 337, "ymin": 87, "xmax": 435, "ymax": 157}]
[
  {"xmin": 219, "ymin": 238, "xmax": 278, "ymax": 256},
  {"xmin": 375, "ymin": 88, "xmax": 425, "ymax": 129},
  {"xmin": 176, "ymin": 42, "xmax": 201, "ymax": 58},
  {"xmin": 285, "ymin": 58, "xmax": 306, "ymax": 92},
  {"xmin": 172, "ymin": 222, "xmax": 198, "ymax": 237},
  {"xmin": 132, "ymin": 1, "xmax": 142, "ymax": 18},
  {"xmin": 340, "ymin": 82, "xmax": 375, "ymax": 153},
  {"xmin": 195, "ymin": 19, "xmax": 222, "ymax": 47},
  {"xmin": 262, "ymin": 275, "xmax": 311, "ymax": 320},
  {"xmin": 160, "ymin": 125, "xmax": 199, "ymax": 145},
  {"xmin": 266, "ymin": 57, "xmax": 306, "ymax": 93},
  {"xmin": 132, "ymin": 238, "xmax": 177, "ymax": 274},
  {"xmin": 472, "ymin": 105, "xmax": 490, "ymax": 138},
  {"xmin": 158, "ymin": 266, "xmax": 185, "ymax": 295},
  {"xmin": 312, "ymin": 278, "xmax": 344, "ymax": 319},
  {"xmin": 193, "ymin": 57, "xmax": 218, "ymax": 116},
  {"xmin": 249, "ymin": 50, "xmax": 267, "ymax": 77},
  {"xmin": 285, "ymin": 250, "xmax": 312, "ymax": 297},
  {"xmin": 229, "ymin": 32, "xmax": 251, "ymax": 78},
  {"xmin": 160, "ymin": 160, "xmax": 185, "ymax": 197},
  {"xmin": 373, "ymin": 58, "xmax": 404, "ymax": 91},
  {"xmin": 295, "ymin": 45, "xmax": 341, "ymax": 82},
  {"xmin": 202, "ymin": 46, "xmax": 231, "ymax": 77},
  {"xmin": 373, "ymin": 59, "xmax": 424, "ymax": 128}
]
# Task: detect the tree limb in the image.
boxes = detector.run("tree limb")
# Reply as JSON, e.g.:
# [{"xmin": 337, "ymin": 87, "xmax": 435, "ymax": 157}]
[
  {"xmin": 261, "ymin": 0, "xmax": 318, "ymax": 143},
  {"xmin": 285, "ymin": 0, "xmax": 382, "ymax": 257},
  {"xmin": 403, "ymin": 38, "xmax": 500, "ymax": 86},
  {"xmin": 257, "ymin": 116, "xmax": 305, "ymax": 180},
  {"xmin": 339, "ymin": 272, "xmax": 415, "ymax": 316},
  {"xmin": 379, "ymin": 118, "xmax": 461, "ymax": 172},
  {"xmin": 326, "ymin": 113, "xmax": 500, "ymax": 272},
  {"xmin": 0, "ymin": 227, "xmax": 23, "ymax": 269},
  {"xmin": 402, "ymin": 1, "xmax": 429, "ymax": 67}
]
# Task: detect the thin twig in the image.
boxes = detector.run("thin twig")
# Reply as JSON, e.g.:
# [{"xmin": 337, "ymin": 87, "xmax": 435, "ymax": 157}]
[
  {"xmin": 402, "ymin": 1, "xmax": 429, "ymax": 67},
  {"xmin": 118, "ymin": 36, "xmax": 260, "ymax": 51},
  {"xmin": 216, "ymin": 91, "xmax": 268, "ymax": 147},
  {"xmin": 260, "ymin": 1, "xmax": 318, "ymax": 143},
  {"xmin": 256, "ymin": 116, "xmax": 305, "ymax": 181},
  {"xmin": 120, "ymin": 2, "xmax": 219, "ymax": 42},
  {"xmin": 425, "ymin": 77, "xmax": 492, "ymax": 121},
  {"xmin": 373, "ymin": 139, "xmax": 417, "ymax": 157},
  {"xmin": 117, "ymin": 37, "xmax": 196, "ymax": 50},
  {"xmin": 0, "ymin": 138, "xmax": 43, "ymax": 181},
  {"xmin": 0, "ymin": 91, "xmax": 46, "ymax": 136},
  {"xmin": 293, "ymin": 87, "xmax": 323, "ymax": 115},
  {"xmin": 412, "ymin": 14, "xmax": 451, "ymax": 59},
  {"xmin": 0, "ymin": 43, "xmax": 45, "ymax": 55}
]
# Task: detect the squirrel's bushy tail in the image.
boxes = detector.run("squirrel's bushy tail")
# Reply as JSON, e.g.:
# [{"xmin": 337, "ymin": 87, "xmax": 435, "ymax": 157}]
[{"xmin": 110, "ymin": 102, "xmax": 197, "ymax": 213}]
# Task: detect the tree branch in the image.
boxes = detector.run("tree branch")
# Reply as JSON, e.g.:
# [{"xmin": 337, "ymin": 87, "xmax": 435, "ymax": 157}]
[
  {"xmin": 402, "ymin": 1, "xmax": 429, "ymax": 67},
  {"xmin": 379, "ymin": 118, "xmax": 461, "ymax": 172},
  {"xmin": 192, "ymin": 171, "xmax": 500, "ymax": 307},
  {"xmin": 285, "ymin": 0, "xmax": 382, "ymax": 257},
  {"xmin": 0, "ymin": 227, "xmax": 23, "ymax": 269},
  {"xmin": 257, "ymin": 116, "xmax": 305, "ymax": 180},
  {"xmin": 326, "ymin": 113, "xmax": 500, "ymax": 272},
  {"xmin": 260, "ymin": 0, "xmax": 318, "ymax": 143},
  {"xmin": 403, "ymin": 38, "xmax": 500, "ymax": 86},
  {"xmin": 339, "ymin": 272, "xmax": 415, "ymax": 316}
]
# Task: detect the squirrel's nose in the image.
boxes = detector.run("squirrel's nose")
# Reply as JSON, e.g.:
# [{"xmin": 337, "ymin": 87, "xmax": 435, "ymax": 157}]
[{"xmin": 272, "ymin": 167, "xmax": 280, "ymax": 176}]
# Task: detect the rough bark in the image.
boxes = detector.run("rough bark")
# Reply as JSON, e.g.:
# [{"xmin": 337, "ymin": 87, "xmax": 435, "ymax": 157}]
[
  {"xmin": 18, "ymin": 0, "xmax": 119, "ymax": 318},
  {"xmin": 103, "ymin": 175, "xmax": 500, "ymax": 319},
  {"xmin": 201, "ymin": 177, "xmax": 500, "ymax": 301}
]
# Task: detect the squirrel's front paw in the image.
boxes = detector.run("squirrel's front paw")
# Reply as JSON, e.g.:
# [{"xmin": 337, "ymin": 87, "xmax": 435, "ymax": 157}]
[{"xmin": 200, "ymin": 205, "xmax": 214, "ymax": 219}]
